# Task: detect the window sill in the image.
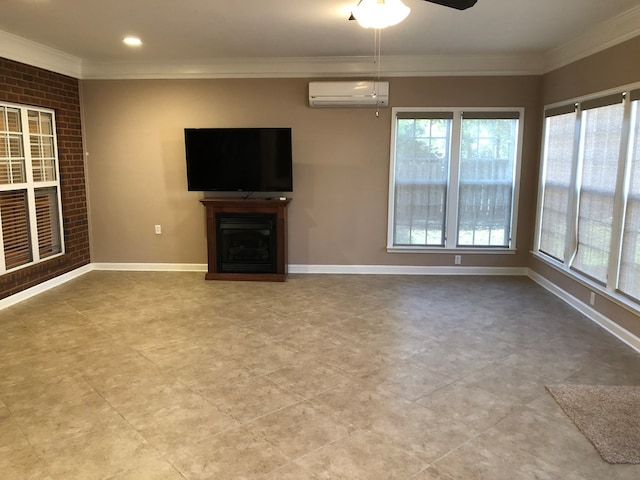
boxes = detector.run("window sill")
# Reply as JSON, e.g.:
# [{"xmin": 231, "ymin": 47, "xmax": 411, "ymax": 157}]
[{"xmin": 387, "ymin": 246, "xmax": 516, "ymax": 254}]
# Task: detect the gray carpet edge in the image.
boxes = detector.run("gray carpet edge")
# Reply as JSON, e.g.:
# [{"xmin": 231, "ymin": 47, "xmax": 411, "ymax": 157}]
[{"xmin": 545, "ymin": 384, "xmax": 640, "ymax": 465}]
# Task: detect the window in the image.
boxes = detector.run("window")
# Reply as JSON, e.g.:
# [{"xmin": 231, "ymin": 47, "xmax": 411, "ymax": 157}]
[
  {"xmin": 0, "ymin": 103, "xmax": 64, "ymax": 274},
  {"xmin": 538, "ymin": 106, "xmax": 577, "ymax": 262},
  {"xmin": 536, "ymin": 87, "xmax": 640, "ymax": 304},
  {"xmin": 388, "ymin": 108, "xmax": 523, "ymax": 251}
]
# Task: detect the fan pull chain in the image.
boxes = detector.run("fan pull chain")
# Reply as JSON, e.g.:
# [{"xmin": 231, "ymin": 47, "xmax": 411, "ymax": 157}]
[{"xmin": 374, "ymin": 28, "xmax": 382, "ymax": 118}]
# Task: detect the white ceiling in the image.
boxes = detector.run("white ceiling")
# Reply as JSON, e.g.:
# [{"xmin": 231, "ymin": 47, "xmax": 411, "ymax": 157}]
[{"xmin": 1, "ymin": 0, "xmax": 640, "ymax": 79}]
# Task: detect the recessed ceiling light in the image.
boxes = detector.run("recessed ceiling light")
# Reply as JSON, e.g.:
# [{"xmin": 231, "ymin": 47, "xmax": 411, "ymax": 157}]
[{"xmin": 123, "ymin": 36, "xmax": 142, "ymax": 47}]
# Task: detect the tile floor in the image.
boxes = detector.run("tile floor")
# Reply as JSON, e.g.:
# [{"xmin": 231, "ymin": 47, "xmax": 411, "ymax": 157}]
[{"xmin": 1, "ymin": 271, "xmax": 639, "ymax": 479}]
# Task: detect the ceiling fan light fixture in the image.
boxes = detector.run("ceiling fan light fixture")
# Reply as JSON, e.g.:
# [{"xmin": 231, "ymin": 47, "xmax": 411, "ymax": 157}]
[
  {"xmin": 123, "ymin": 36, "xmax": 143, "ymax": 47},
  {"xmin": 352, "ymin": 0, "xmax": 411, "ymax": 29}
]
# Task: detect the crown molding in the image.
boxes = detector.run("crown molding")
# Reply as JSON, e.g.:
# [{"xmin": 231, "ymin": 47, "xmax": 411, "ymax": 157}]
[
  {"xmin": 0, "ymin": 30, "xmax": 82, "ymax": 78},
  {"xmin": 80, "ymin": 53, "xmax": 544, "ymax": 80},
  {"xmin": 543, "ymin": 5, "xmax": 640, "ymax": 72},
  {"xmin": 1, "ymin": 5, "xmax": 639, "ymax": 80}
]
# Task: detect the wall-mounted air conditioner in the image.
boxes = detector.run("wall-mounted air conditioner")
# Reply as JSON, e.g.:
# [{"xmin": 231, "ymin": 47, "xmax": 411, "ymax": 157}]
[{"xmin": 308, "ymin": 81, "xmax": 389, "ymax": 108}]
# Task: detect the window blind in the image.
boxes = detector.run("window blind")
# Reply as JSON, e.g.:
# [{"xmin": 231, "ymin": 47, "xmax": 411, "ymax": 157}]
[
  {"xmin": 396, "ymin": 112, "xmax": 454, "ymax": 120},
  {"xmin": 581, "ymin": 93, "xmax": 625, "ymax": 111},
  {"xmin": 35, "ymin": 188, "xmax": 61, "ymax": 259},
  {"xmin": 618, "ymin": 99, "xmax": 640, "ymax": 300},
  {"xmin": 571, "ymin": 101, "xmax": 625, "ymax": 282},
  {"xmin": 539, "ymin": 110, "xmax": 577, "ymax": 261},
  {"xmin": 0, "ymin": 190, "xmax": 32, "ymax": 268},
  {"xmin": 461, "ymin": 111, "xmax": 521, "ymax": 119},
  {"xmin": 545, "ymin": 104, "xmax": 577, "ymax": 118}
]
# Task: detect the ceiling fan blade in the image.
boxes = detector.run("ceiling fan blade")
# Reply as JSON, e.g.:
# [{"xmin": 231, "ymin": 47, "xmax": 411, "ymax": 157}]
[{"xmin": 424, "ymin": 0, "xmax": 478, "ymax": 10}]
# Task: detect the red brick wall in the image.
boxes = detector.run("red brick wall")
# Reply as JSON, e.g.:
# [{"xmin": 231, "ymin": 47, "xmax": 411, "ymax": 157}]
[{"xmin": 0, "ymin": 57, "xmax": 90, "ymax": 299}]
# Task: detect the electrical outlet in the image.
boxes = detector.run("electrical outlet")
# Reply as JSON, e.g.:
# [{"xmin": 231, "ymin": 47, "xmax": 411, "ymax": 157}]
[
  {"xmin": 589, "ymin": 292, "xmax": 596, "ymax": 306},
  {"xmin": 154, "ymin": 225, "xmax": 162, "ymax": 235},
  {"xmin": 454, "ymin": 255, "xmax": 461, "ymax": 265}
]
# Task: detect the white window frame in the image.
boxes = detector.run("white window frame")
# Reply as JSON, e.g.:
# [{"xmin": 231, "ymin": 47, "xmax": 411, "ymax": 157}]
[
  {"xmin": 0, "ymin": 101, "xmax": 65, "ymax": 274},
  {"xmin": 534, "ymin": 82, "xmax": 640, "ymax": 312},
  {"xmin": 387, "ymin": 107, "xmax": 524, "ymax": 253}
]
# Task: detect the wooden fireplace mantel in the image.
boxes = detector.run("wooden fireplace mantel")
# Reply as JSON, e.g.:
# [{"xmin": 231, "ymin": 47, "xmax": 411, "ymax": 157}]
[{"xmin": 200, "ymin": 197, "xmax": 291, "ymax": 282}]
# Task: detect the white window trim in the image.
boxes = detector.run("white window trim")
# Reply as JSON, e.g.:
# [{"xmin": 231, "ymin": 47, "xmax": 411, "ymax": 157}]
[
  {"xmin": 534, "ymin": 80, "xmax": 640, "ymax": 309},
  {"xmin": 387, "ymin": 106, "xmax": 525, "ymax": 254},
  {"xmin": 0, "ymin": 101, "xmax": 65, "ymax": 274}
]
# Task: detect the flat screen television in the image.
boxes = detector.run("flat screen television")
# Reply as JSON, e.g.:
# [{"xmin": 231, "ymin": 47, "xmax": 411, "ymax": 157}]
[{"xmin": 184, "ymin": 127, "xmax": 293, "ymax": 192}]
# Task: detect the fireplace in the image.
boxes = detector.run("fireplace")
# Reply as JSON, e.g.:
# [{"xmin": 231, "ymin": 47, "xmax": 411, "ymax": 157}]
[
  {"xmin": 200, "ymin": 198, "xmax": 290, "ymax": 282},
  {"xmin": 216, "ymin": 214, "xmax": 277, "ymax": 273}
]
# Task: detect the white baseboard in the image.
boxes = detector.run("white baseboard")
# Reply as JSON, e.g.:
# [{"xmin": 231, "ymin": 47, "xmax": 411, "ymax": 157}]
[
  {"xmin": 288, "ymin": 264, "xmax": 529, "ymax": 276},
  {"xmin": 0, "ymin": 263, "xmax": 93, "ymax": 311},
  {"xmin": 92, "ymin": 263, "xmax": 208, "ymax": 272},
  {"xmin": 92, "ymin": 263, "xmax": 528, "ymax": 276},
  {"xmin": 528, "ymin": 269, "xmax": 640, "ymax": 354}
]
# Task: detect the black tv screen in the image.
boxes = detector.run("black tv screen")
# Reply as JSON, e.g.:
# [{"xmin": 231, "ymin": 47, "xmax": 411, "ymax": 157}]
[{"xmin": 184, "ymin": 127, "xmax": 293, "ymax": 192}]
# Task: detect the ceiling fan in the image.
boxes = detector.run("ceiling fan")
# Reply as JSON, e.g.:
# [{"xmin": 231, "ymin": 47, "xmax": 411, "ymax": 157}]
[
  {"xmin": 349, "ymin": 0, "xmax": 477, "ymax": 29},
  {"xmin": 422, "ymin": 0, "xmax": 477, "ymax": 10}
]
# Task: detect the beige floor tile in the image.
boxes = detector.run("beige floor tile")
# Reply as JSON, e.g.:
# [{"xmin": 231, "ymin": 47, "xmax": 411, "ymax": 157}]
[
  {"xmin": 246, "ymin": 400, "xmax": 353, "ymax": 460},
  {"xmin": 241, "ymin": 311, "xmax": 311, "ymax": 337},
  {"xmin": 311, "ymin": 380, "xmax": 470, "ymax": 462},
  {"xmin": 265, "ymin": 359, "xmax": 356, "ymax": 398},
  {"xmin": 2, "ymin": 371, "xmax": 95, "ymax": 410},
  {"xmin": 103, "ymin": 321, "xmax": 193, "ymax": 352},
  {"xmin": 321, "ymin": 344, "xmax": 404, "ymax": 377},
  {"xmin": 172, "ymin": 355, "xmax": 254, "ymax": 393},
  {"xmin": 8, "ymin": 391, "xmax": 129, "ymax": 447},
  {"xmin": 257, "ymin": 461, "xmax": 319, "ymax": 479},
  {"xmin": 416, "ymin": 383, "xmax": 516, "ymax": 433},
  {"xmin": 139, "ymin": 339, "xmax": 224, "ymax": 371},
  {"xmin": 480, "ymin": 406, "xmax": 597, "ymax": 469},
  {"xmin": 455, "ymin": 361, "xmax": 552, "ymax": 405},
  {"xmin": 96, "ymin": 373, "xmax": 198, "ymax": 419},
  {"xmin": 409, "ymin": 467, "xmax": 457, "ymax": 480},
  {"xmin": 295, "ymin": 429, "xmax": 426, "ymax": 480},
  {"xmin": 72, "ymin": 349, "xmax": 164, "ymax": 389},
  {"xmin": 199, "ymin": 375, "xmax": 304, "ymax": 424},
  {"xmin": 169, "ymin": 426, "xmax": 288, "ymax": 479},
  {"xmin": 104, "ymin": 457, "xmax": 185, "ymax": 480},
  {"xmin": 276, "ymin": 324, "xmax": 353, "ymax": 357},
  {"xmin": 35, "ymin": 423, "xmax": 163, "ymax": 480},
  {"xmin": 0, "ymin": 351, "xmax": 77, "ymax": 393},
  {"xmin": 0, "ymin": 406, "xmax": 33, "ymax": 465},
  {"xmin": 127, "ymin": 392, "xmax": 239, "ymax": 454},
  {"xmin": 402, "ymin": 342, "xmax": 495, "ymax": 380},
  {"xmin": 363, "ymin": 357, "xmax": 454, "ymax": 401},
  {"xmin": 0, "ymin": 443, "xmax": 52, "ymax": 479},
  {"xmin": 431, "ymin": 435, "xmax": 585, "ymax": 480},
  {"xmin": 230, "ymin": 340, "xmax": 303, "ymax": 375}
]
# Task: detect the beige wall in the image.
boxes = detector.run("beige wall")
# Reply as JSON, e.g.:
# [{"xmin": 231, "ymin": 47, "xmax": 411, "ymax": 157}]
[
  {"xmin": 81, "ymin": 76, "xmax": 541, "ymax": 267},
  {"xmin": 534, "ymin": 36, "xmax": 640, "ymax": 338},
  {"xmin": 543, "ymin": 36, "xmax": 640, "ymax": 104}
]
